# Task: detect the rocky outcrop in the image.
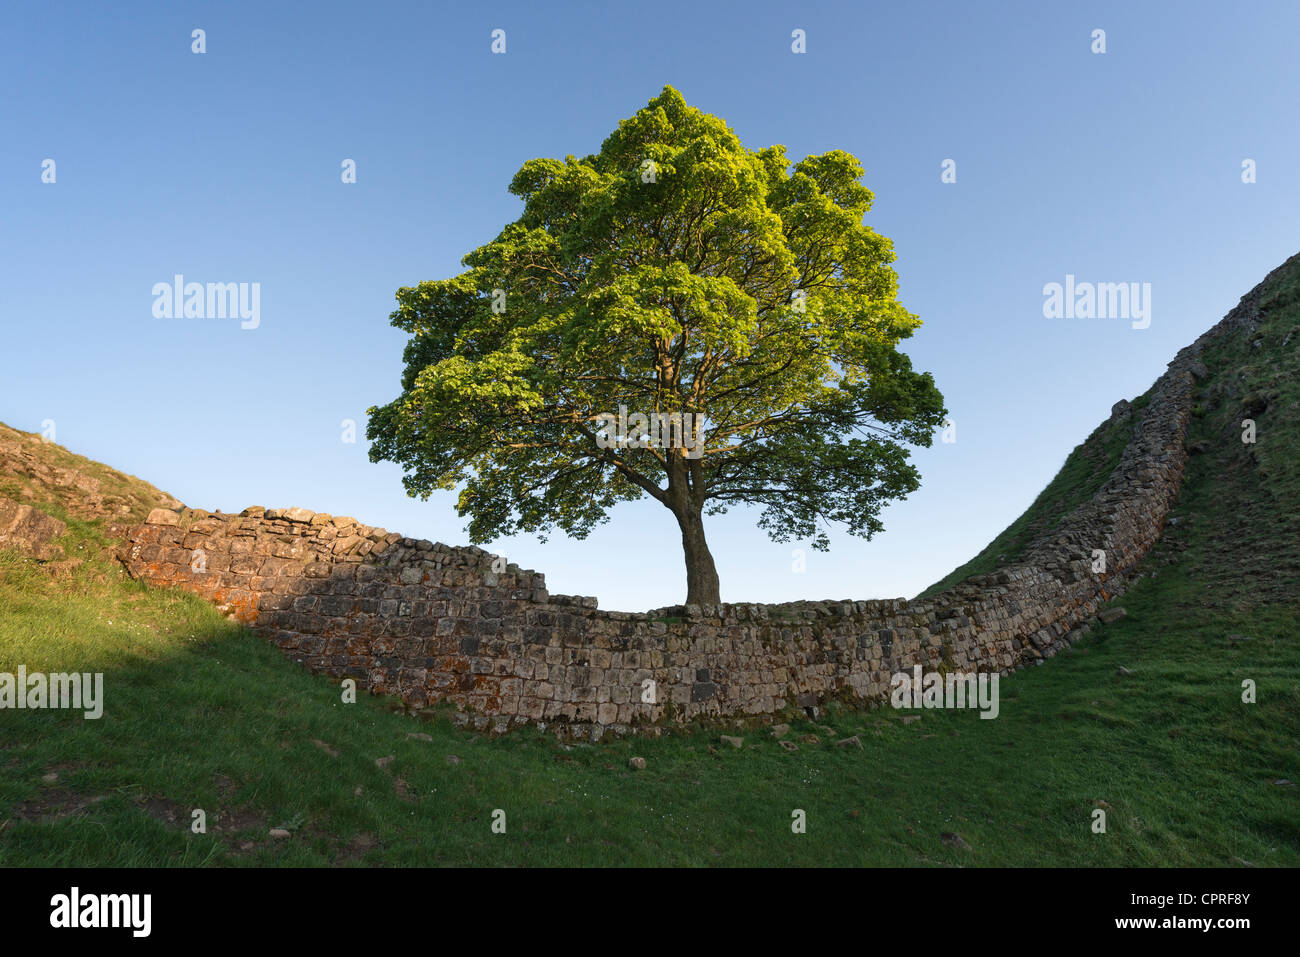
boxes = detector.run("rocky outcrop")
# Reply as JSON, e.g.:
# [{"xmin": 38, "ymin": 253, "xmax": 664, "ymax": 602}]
[
  {"xmin": 0, "ymin": 499, "xmax": 66, "ymax": 561},
  {"xmin": 0, "ymin": 422, "xmax": 181, "ymax": 524}
]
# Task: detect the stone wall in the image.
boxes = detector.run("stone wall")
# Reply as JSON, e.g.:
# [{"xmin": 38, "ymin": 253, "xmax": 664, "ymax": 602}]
[{"xmin": 119, "ymin": 309, "xmax": 1245, "ymax": 738}]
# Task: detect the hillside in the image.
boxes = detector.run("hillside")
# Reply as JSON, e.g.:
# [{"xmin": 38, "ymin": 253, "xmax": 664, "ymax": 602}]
[
  {"xmin": 0, "ymin": 423, "xmax": 181, "ymax": 527},
  {"xmin": 924, "ymin": 252, "xmax": 1300, "ymax": 604},
  {"xmin": 917, "ymin": 389, "xmax": 1152, "ymax": 598},
  {"xmin": 1, "ymin": 252, "xmax": 1297, "ymax": 866}
]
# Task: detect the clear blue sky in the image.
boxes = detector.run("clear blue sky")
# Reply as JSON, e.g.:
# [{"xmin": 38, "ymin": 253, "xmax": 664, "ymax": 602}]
[{"xmin": 4, "ymin": 1, "xmax": 1297, "ymax": 610}]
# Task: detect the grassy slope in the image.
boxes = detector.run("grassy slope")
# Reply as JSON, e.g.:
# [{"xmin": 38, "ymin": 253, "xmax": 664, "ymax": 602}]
[
  {"xmin": 0, "ymin": 422, "xmax": 177, "ymax": 527},
  {"xmin": 917, "ymin": 389, "xmax": 1151, "ymax": 599},
  {"xmin": 1, "ymin": 261, "xmax": 1297, "ymax": 867}
]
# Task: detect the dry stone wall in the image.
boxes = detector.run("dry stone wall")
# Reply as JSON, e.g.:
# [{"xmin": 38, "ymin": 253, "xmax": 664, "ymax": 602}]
[{"xmin": 119, "ymin": 310, "xmax": 1244, "ymax": 738}]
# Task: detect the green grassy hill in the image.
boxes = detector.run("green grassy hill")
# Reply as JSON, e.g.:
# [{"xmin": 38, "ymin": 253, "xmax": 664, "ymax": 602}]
[{"xmin": 1, "ymin": 255, "xmax": 1297, "ymax": 867}]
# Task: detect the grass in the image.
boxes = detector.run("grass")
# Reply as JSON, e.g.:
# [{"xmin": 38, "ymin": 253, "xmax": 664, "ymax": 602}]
[
  {"xmin": 1, "ymin": 508, "xmax": 1295, "ymax": 866},
  {"xmin": 1, "ymin": 255, "xmax": 1298, "ymax": 867}
]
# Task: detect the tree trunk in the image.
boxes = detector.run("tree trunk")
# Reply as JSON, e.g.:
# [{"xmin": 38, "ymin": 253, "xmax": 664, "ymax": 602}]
[{"xmin": 675, "ymin": 505, "xmax": 721, "ymax": 606}]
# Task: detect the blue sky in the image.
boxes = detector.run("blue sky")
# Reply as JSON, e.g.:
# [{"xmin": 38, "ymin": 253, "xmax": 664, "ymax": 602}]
[{"xmin": 4, "ymin": 1, "xmax": 1297, "ymax": 610}]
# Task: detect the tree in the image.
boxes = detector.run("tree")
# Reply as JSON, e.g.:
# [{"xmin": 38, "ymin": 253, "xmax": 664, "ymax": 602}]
[{"xmin": 367, "ymin": 86, "xmax": 946, "ymax": 606}]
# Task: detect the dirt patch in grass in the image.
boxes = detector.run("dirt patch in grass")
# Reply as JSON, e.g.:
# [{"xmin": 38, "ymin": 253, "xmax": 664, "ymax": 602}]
[
  {"xmin": 335, "ymin": 831, "xmax": 380, "ymax": 864},
  {"xmin": 134, "ymin": 794, "xmax": 190, "ymax": 828},
  {"xmin": 210, "ymin": 805, "xmax": 272, "ymax": 858},
  {"xmin": 6, "ymin": 788, "xmax": 109, "ymax": 824}
]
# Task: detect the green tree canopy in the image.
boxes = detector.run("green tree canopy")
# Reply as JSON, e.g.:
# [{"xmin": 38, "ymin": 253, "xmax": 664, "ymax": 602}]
[{"xmin": 368, "ymin": 86, "xmax": 946, "ymax": 605}]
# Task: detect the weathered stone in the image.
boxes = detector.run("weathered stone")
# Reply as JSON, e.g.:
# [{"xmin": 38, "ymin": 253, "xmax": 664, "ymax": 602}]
[
  {"xmin": 0, "ymin": 499, "xmax": 67, "ymax": 560},
  {"xmin": 146, "ymin": 508, "xmax": 180, "ymax": 526},
  {"xmin": 690, "ymin": 682, "xmax": 717, "ymax": 702}
]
